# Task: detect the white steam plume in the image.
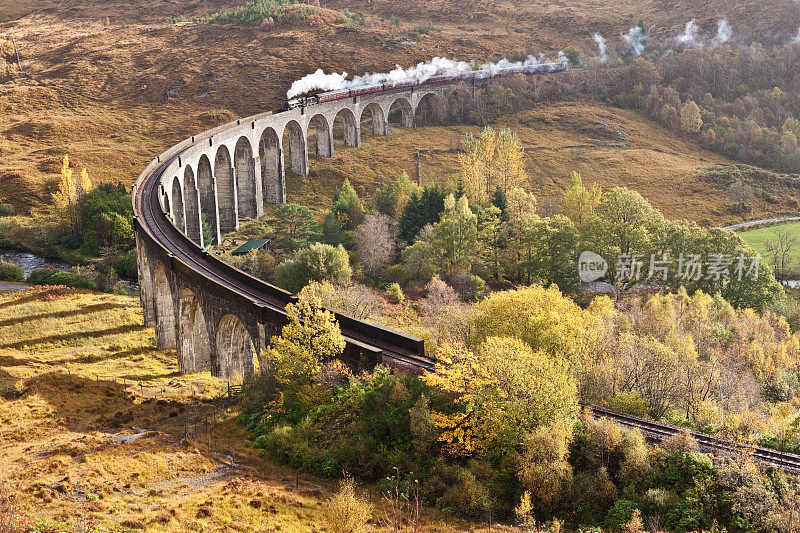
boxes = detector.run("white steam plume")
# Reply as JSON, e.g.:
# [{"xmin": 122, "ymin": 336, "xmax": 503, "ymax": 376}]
[
  {"xmin": 710, "ymin": 18, "xmax": 732, "ymax": 47},
  {"xmin": 286, "ymin": 54, "xmax": 564, "ymax": 99},
  {"xmin": 676, "ymin": 20, "xmax": 702, "ymax": 48},
  {"xmin": 623, "ymin": 26, "xmax": 647, "ymax": 57},
  {"xmin": 287, "ymin": 69, "xmax": 348, "ymax": 100},
  {"xmin": 593, "ymin": 33, "xmax": 607, "ymax": 60}
]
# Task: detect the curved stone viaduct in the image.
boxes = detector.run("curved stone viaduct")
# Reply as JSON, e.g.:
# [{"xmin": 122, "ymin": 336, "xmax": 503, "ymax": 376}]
[{"xmin": 133, "ymin": 82, "xmax": 487, "ymax": 379}]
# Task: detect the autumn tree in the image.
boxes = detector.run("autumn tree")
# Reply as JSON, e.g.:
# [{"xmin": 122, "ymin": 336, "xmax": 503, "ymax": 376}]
[
  {"xmin": 459, "ymin": 127, "xmax": 527, "ymax": 205},
  {"xmin": 561, "ymin": 171, "xmax": 600, "ymax": 227},
  {"xmin": 432, "ymin": 194, "xmax": 478, "ymax": 278},
  {"xmin": 424, "ymin": 337, "xmax": 578, "ymax": 458},
  {"xmin": 354, "ymin": 213, "xmax": 395, "ymax": 278},
  {"xmin": 53, "ymin": 155, "xmax": 93, "ymax": 237},
  {"xmin": 263, "ymin": 282, "xmax": 346, "ymax": 386},
  {"xmin": 494, "ymin": 128, "xmax": 527, "ymax": 193},
  {"xmin": 469, "ymin": 284, "xmax": 597, "ymax": 364},
  {"xmin": 325, "ymin": 474, "xmax": 373, "ymax": 533},
  {"xmin": 680, "ymin": 100, "xmax": 703, "ymax": 133}
]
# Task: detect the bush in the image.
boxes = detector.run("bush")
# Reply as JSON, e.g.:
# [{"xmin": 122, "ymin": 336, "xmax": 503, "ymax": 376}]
[
  {"xmin": 606, "ymin": 391, "xmax": 650, "ymax": 418},
  {"xmin": 447, "ymin": 272, "xmax": 485, "ymax": 302},
  {"xmin": 27, "ymin": 267, "xmax": 97, "ymax": 290},
  {"xmin": 274, "ymin": 243, "xmax": 352, "ymax": 293},
  {"xmin": 113, "ymin": 249, "xmax": 138, "ymax": 280},
  {"xmin": 0, "ymin": 203, "xmax": 14, "ymax": 217},
  {"xmin": 385, "ymin": 282, "xmax": 404, "ymax": 303},
  {"xmin": 604, "ymin": 499, "xmax": 638, "ymax": 531},
  {"xmin": 325, "ymin": 475, "xmax": 372, "ymax": 533},
  {"xmin": 0, "ymin": 259, "xmax": 24, "ymax": 282}
]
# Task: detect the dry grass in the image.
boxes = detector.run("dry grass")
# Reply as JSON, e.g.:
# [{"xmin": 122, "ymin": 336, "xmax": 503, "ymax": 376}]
[
  {"xmin": 284, "ymin": 102, "xmax": 786, "ymax": 227},
  {"xmin": 1, "ymin": 0, "xmax": 799, "ymax": 219},
  {"xmin": 0, "ymin": 286, "xmax": 505, "ymax": 531}
]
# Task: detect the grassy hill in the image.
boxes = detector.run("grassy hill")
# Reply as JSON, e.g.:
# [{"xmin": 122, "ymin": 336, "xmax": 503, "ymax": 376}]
[
  {"xmin": 2, "ymin": 0, "xmax": 800, "ymax": 221},
  {"xmin": 0, "ymin": 286, "xmax": 493, "ymax": 531}
]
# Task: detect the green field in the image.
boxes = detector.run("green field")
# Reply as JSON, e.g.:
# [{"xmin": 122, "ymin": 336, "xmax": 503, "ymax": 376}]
[{"xmin": 736, "ymin": 221, "xmax": 800, "ymax": 264}]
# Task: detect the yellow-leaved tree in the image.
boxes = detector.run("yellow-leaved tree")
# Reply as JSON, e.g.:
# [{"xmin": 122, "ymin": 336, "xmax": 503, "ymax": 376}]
[
  {"xmin": 680, "ymin": 100, "xmax": 703, "ymax": 133},
  {"xmin": 424, "ymin": 337, "xmax": 578, "ymax": 458},
  {"xmin": 561, "ymin": 171, "xmax": 600, "ymax": 227},
  {"xmin": 494, "ymin": 128, "xmax": 527, "ymax": 193},
  {"xmin": 459, "ymin": 127, "xmax": 527, "ymax": 205},
  {"xmin": 52, "ymin": 155, "xmax": 93, "ymax": 236},
  {"xmin": 469, "ymin": 284, "xmax": 598, "ymax": 365},
  {"xmin": 263, "ymin": 282, "xmax": 345, "ymax": 387}
]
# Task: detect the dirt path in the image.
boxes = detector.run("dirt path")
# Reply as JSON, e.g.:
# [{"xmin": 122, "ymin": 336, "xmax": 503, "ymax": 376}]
[{"xmin": 723, "ymin": 216, "xmax": 800, "ymax": 231}]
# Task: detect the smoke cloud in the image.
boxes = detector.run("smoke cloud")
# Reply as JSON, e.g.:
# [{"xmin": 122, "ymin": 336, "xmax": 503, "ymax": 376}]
[
  {"xmin": 676, "ymin": 20, "xmax": 702, "ymax": 48},
  {"xmin": 711, "ymin": 18, "xmax": 732, "ymax": 47},
  {"xmin": 287, "ymin": 54, "xmax": 563, "ymax": 99},
  {"xmin": 286, "ymin": 69, "xmax": 349, "ymax": 100},
  {"xmin": 593, "ymin": 33, "xmax": 607, "ymax": 60},
  {"xmin": 623, "ymin": 26, "xmax": 647, "ymax": 57},
  {"xmin": 793, "ymin": 27, "xmax": 800, "ymax": 45}
]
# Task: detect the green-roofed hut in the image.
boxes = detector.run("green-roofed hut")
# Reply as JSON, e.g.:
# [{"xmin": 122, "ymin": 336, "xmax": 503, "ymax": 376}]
[{"xmin": 231, "ymin": 239, "xmax": 271, "ymax": 256}]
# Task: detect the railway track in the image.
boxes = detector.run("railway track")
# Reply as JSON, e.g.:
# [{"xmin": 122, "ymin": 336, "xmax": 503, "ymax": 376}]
[
  {"xmin": 585, "ymin": 404, "xmax": 800, "ymax": 474},
  {"xmin": 134, "ymin": 152, "xmax": 435, "ymax": 374}
]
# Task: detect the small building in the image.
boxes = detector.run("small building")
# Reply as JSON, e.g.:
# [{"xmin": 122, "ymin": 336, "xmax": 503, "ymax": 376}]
[{"xmin": 231, "ymin": 239, "xmax": 271, "ymax": 256}]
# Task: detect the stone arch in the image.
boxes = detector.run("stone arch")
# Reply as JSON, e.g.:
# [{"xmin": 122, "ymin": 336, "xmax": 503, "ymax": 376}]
[
  {"xmin": 446, "ymin": 84, "xmax": 474, "ymax": 124},
  {"xmin": 387, "ymin": 97, "xmax": 413, "ymax": 128},
  {"xmin": 197, "ymin": 154, "xmax": 218, "ymax": 245},
  {"xmin": 359, "ymin": 103, "xmax": 388, "ymax": 138},
  {"xmin": 178, "ymin": 288, "xmax": 212, "ymax": 373},
  {"xmin": 183, "ymin": 166, "xmax": 202, "ymax": 246},
  {"xmin": 282, "ymin": 120, "xmax": 308, "ymax": 177},
  {"xmin": 332, "ymin": 107, "xmax": 359, "ymax": 149},
  {"xmin": 153, "ymin": 265, "xmax": 176, "ymax": 350},
  {"xmin": 234, "ymin": 137, "xmax": 257, "ymax": 220},
  {"xmin": 308, "ymin": 114, "xmax": 333, "ymax": 157},
  {"xmin": 259, "ymin": 126, "xmax": 284, "ymax": 204},
  {"xmin": 171, "ymin": 176, "xmax": 185, "ymax": 233},
  {"xmin": 414, "ymin": 92, "xmax": 446, "ymax": 126},
  {"xmin": 215, "ymin": 145, "xmax": 237, "ymax": 234},
  {"xmin": 216, "ymin": 313, "xmax": 255, "ymax": 379}
]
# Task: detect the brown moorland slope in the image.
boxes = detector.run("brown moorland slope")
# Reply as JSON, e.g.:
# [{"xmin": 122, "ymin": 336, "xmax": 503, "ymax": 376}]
[
  {"xmin": 0, "ymin": 287, "xmax": 488, "ymax": 531},
  {"xmin": 1, "ymin": 0, "xmax": 799, "ymax": 218}
]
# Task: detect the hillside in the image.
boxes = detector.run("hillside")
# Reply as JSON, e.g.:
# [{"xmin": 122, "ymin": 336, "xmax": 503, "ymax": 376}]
[
  {"xmin": 0, "ymin": 286, "xmax": 487, "ymax": 531},
  {"xmin": 2, "ymin": 0, "xmax": 800, "ymax": 220},
  {"xmin": 296, "ymin": 102, "xmax": 755, "ymax": 226}
]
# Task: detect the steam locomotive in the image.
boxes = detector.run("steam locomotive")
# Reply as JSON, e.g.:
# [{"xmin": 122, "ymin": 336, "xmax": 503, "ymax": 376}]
[{"xmin": 285, "ymin": 59, "xmax": 569, "ymax": 110}]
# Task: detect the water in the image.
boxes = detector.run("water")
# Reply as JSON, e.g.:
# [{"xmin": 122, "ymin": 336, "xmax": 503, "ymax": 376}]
[{"xmin": 0, "ymin": 247, "xmax": 70, "ymax": 277}]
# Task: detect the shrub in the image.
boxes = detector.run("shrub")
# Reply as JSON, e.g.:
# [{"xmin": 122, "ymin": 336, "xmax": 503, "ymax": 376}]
[
  {"xmin": 325, "ymin": 475, "xmax": 372, "ymax": 533},
  {"xmin": 604, "ymin": 499, "xmax": 638, "ymax": 531},
  {"xmin": 447, "ymin": 272, "xmax": 485, "ymax": 302},
  {"xmin": 114, "ymin": 249, "xmax": 138, "ymax": 279},
  {"xmin": 274, "ymin": 243, "xmax": 352, "ymax": 293},
  {"xmin": 27, "ymin": 267, "xmax": 97, "ymax": 290},
  {"xmin": 606, "ymin": 391, "xmax": 650, "ymax": 418},
  {"xmin": 0, "ymin": 203, "xmax": 14, "ymax": 217},
  {"xmin": 385, "ymin": 282, "xmax": 404, "ymax": 303},
  {"xmin": 0, "ymin": 259, "xmax": 24, "ymax": 282}
]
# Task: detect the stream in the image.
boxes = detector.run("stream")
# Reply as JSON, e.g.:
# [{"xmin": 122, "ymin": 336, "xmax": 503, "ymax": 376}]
[{"xmin": 0, "ymin": 247, "xmax": 70, "ymax": 277}]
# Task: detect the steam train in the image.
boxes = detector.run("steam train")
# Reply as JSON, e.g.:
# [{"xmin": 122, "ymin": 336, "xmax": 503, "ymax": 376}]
[{"xmin": 285, "ymin": 59, "xmax": 569, "ymax": 110}]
